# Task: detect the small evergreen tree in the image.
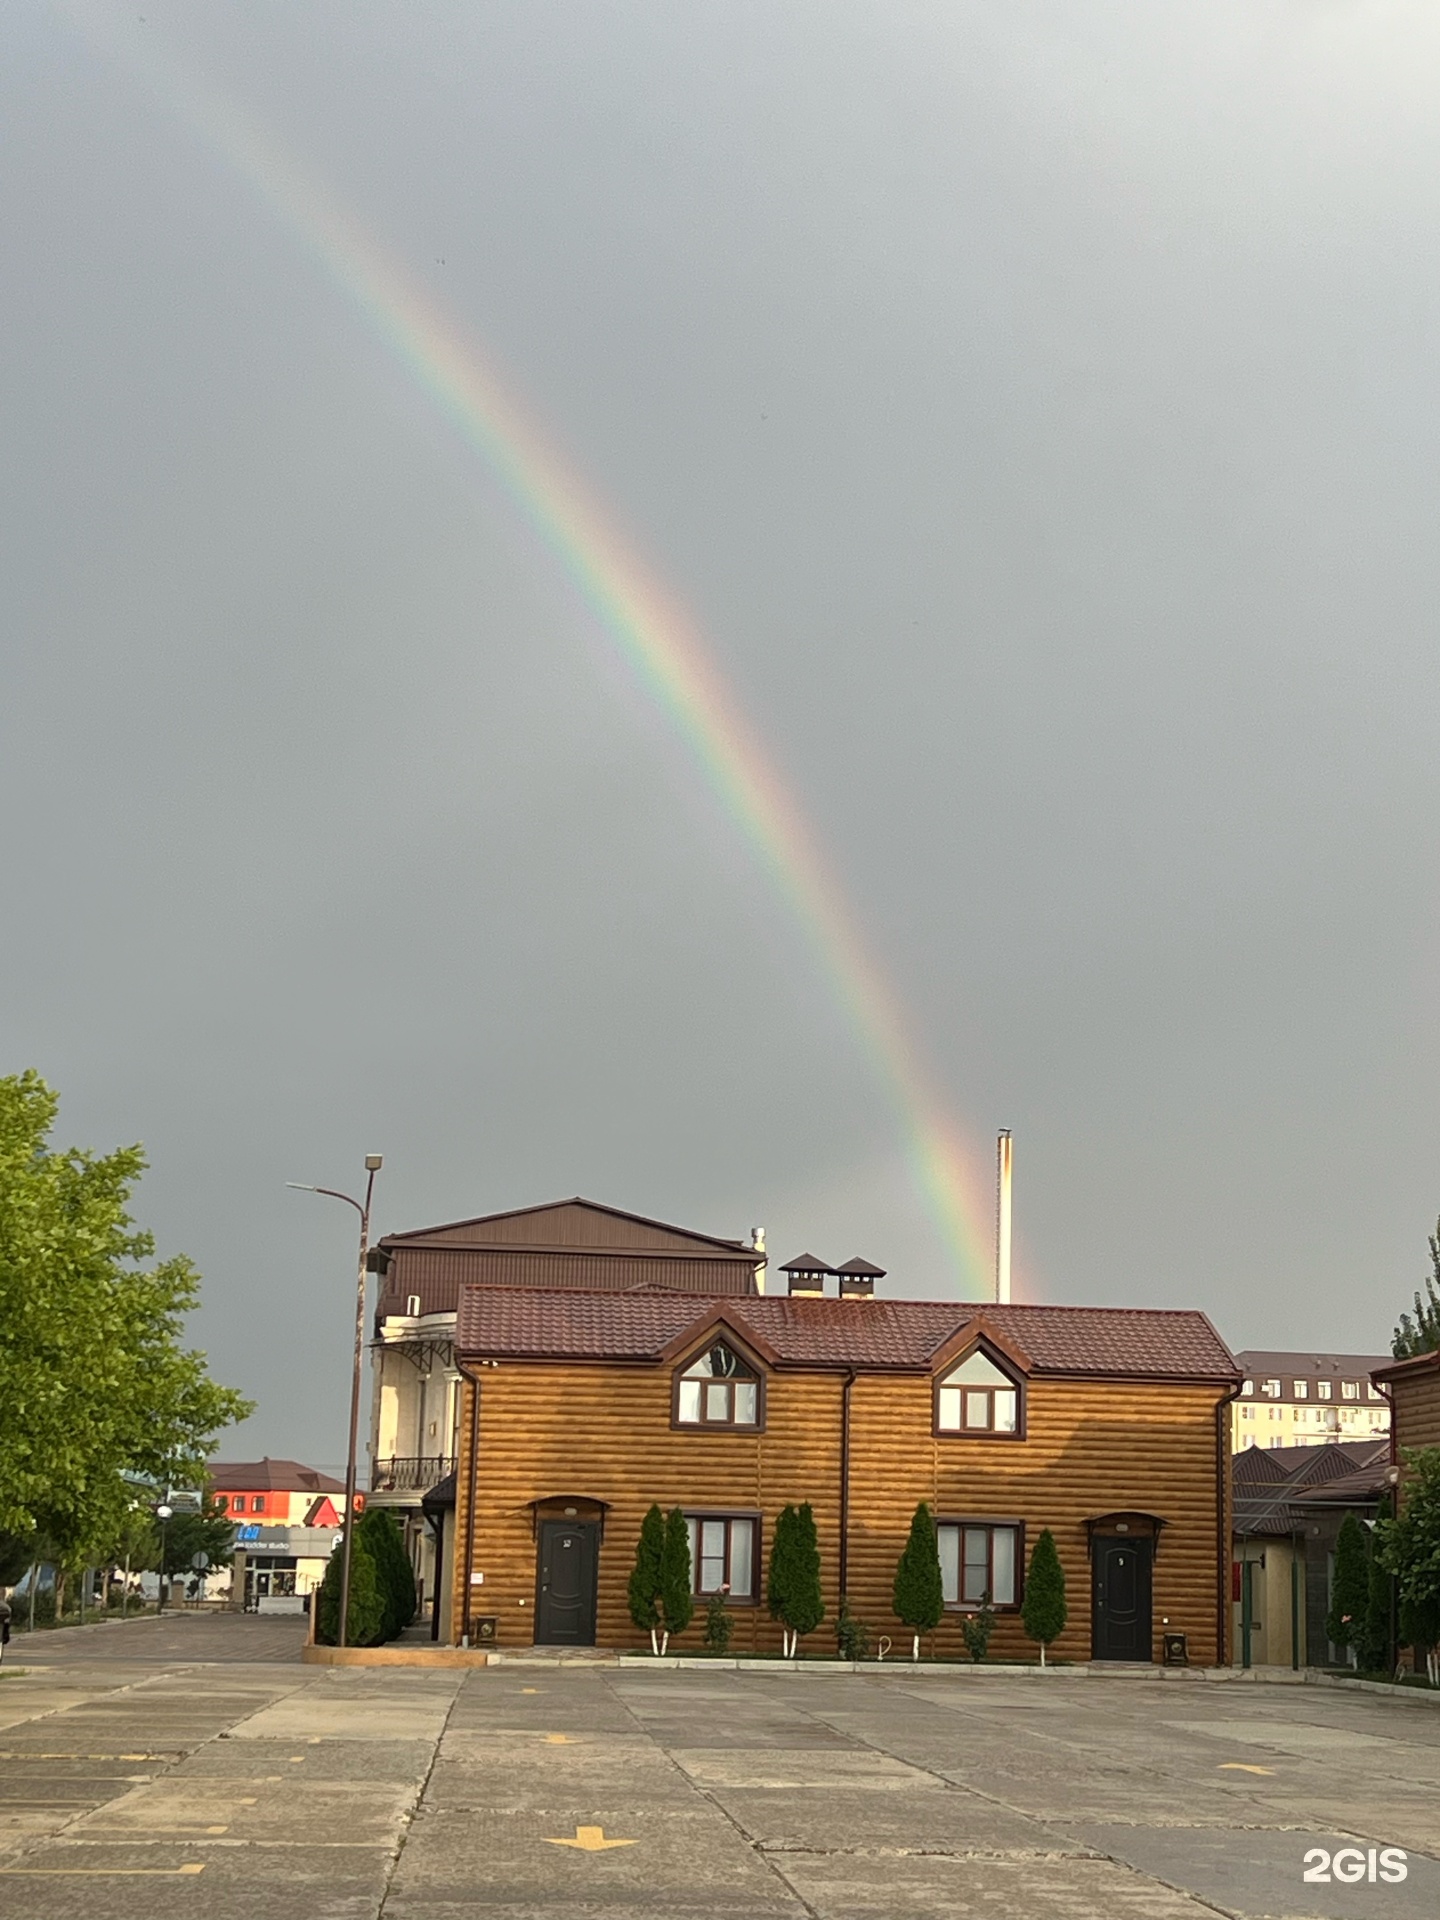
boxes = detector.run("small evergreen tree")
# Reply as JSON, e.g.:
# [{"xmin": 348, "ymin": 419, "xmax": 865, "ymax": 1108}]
[
  {"xmin": 1020, "ymin": 1528, "xmax": 1067, "ymax": 1666},
  {"xmin": 1327, "ymin": 1513, "xmax": 1370, "ymax": 1664},
  {"xmin": 893, "ymin": 1501, "xmax": 944, "ymax": 1661},
  {"xmin": 660, "ymin": 1507, "xmax": 693, "ymax": 1652},
  {"xmin": 1377, "ymin": 1446, "xmax": 1440, "ymax": 1685},
  {"xmin": 961, "ymin": 1594, "xmax": 997, "ymax": 1662},
  {"xmin": 783, "ymin": 1503, "xmax": 825, "ymax": 1655},
  {"xmin": 835, "ymin": 1597, "xmax": 871, "ymax": 1661},
  {"xmin": 358, "ymin": 1507, "xmax": 417, "ymax": 1642},
  {"xmin": 315, "ymin": 1534, "xmax": 384, "ymax": 1647},
  {"xmin": 1393, "ymin": 1221, "xmax": 1440, "ymax": 1357},
  {"xmin": 703, "ymin": 1589, "xmax": 733, "ymax": 1654},
  {"xmin": 767, "ymin": 1504, "xmax": 798, "ymax": 1655},
  {"xmin": 627, "ymin": 1504, "xmax": 666, "ymax": 1655}
]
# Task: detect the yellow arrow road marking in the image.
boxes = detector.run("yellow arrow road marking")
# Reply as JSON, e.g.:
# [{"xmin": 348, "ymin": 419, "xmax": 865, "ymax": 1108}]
[
  {"xmin": 521, "ymin": 1687, "xmax": 544, "ymax": 1694},
  {"xmin": 0, "ymin": 1864, "xmax": 206, "ymax": 1877},
  {"xmin": 1219, "ymin": 1762, "xmax": 1276, "ymax": 1775},
  {"xmin": 543, "ymin": 1733, "xmax": 577, "ymax": 1744},
  {"xmin": 545, "ymin": 1825, "xmax": 637, "ymax": 1851}
]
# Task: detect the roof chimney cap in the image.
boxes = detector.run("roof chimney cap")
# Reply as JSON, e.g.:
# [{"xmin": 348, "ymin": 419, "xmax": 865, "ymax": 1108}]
[
  {"xmin": 780, "ymin": 1252, "xmax": 830, "ymax": 1297},
  {"xmin": 835, "ymin": 1257, "xmax": 885, "ymax": 1278},
  {"xmin": 836, "ymin": 1256, "xmax": 883, "ymax": 1299}
]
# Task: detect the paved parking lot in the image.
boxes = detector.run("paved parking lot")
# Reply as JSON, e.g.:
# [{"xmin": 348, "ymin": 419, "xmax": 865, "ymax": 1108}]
[{"xmin": 2, "ymin": 1616, "xmax": 1439, "ymax": 1917}]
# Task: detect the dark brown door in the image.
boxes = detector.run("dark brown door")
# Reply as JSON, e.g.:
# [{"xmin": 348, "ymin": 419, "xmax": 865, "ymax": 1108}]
[
  {"xmin": 535, "ymin": 1521, "xmax": 598, "ymax": 1645},
  {"xmin": 1091, "ymin": 1535, "xmax": 1153, "ymax": 1661}
]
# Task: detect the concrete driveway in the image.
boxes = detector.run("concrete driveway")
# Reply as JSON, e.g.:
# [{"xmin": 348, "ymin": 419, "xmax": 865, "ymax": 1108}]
[{"xmin": 2, "ymin": 1618, "xmax": 1439, "ymax": 1917}]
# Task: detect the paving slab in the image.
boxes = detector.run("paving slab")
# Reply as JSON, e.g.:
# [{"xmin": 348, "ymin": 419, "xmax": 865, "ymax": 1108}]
[
  {"xmin": 716, "ymin": 1783, "xmax": 1058, "ymax": 1853},
  {"xmin": 669, "ymin": 1746, "xmax": 934, "ymax": 1789},
  {"xmin": 771, "ymin": 1850, "xmax": 1223, "ymax": 1918},
  {"xmin": 0, "ymin": 1837, "xmax": 393, "ymax": 1919},
  {"xmin": 389, "ymin": 1804, "xmax": 798, "ymax": 1912},
  {"xmin": 173, "ymin": 1734, "xmax": 439, "ymax": 1781}
]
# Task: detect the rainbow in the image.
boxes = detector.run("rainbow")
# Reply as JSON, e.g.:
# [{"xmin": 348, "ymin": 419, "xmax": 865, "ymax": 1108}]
[{"xmin": 61, "ymin": 8, "xmax": 997, "ymax": 1293}]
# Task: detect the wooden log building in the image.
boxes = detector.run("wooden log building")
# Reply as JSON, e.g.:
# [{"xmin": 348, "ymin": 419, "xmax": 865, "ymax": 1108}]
[{"xmin": 447, "ymin": 1277, "xmax": 1240, "ymax": 1664}]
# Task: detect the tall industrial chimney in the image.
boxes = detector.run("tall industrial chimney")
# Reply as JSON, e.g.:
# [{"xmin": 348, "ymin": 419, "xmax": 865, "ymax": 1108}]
[{"xmin": 995, "ymin": 1129, "xmax": 1012, "ymax": 1305}]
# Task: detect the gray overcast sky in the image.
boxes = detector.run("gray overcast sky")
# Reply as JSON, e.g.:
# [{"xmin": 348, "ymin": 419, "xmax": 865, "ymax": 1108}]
[{"xmin": 5, "ymin": 2, "xmax": 1437, "ymax": 1468}]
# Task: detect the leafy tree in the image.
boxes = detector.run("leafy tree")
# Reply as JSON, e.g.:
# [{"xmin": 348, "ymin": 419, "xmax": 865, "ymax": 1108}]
[
  {"xmin": 0, "ymin": 1073, "xmax": 252, "ymax": 1561},
  {"xmin": 1357, "ymin": 1495, "xmax": 1394, "ymax": 1673},
  {"xmin": 359, "ymin": 1508, "xmax": 417, "ymax": 1642},
  {"xmin": 0, "ymin": 1532, "xmax": 35, "ymax": 1588},
  {"xmin": 1327, "ymin": 1514, "xmax": 1371, "ymax": 1663},
  {"xmin": 1377, "ymin": 1447, "xmax": 1440, "ymax": 1685},
  {"xmin": 134, "ymin": 1495, "xmax": 236, "ymax": 1593},
  {"xmin": 1021, "ymin": 1528, "xmax": 1067, "ymax": 1666},
  {"xmin": 702, "ymin": 1589, "xmax": 733, "ymax": 1654},
  {"xmin": 659, "ymin": 1507, "xmax": 693, "ymax": 1652},
  {"xmin": 893, "ymin": 1501, "xmax": 944, "ymax": 1661},
  {"xmin": 315, "ymin": 1534, "xmax": 384, "ymax": 1647},
  {"xmin": 1393, "ymin": 1222, "xmax": 1440, "ymax": 1357},
  {"xmin": 627, "ymin": 1505, "xmax": 667, "ymax": 1654}
]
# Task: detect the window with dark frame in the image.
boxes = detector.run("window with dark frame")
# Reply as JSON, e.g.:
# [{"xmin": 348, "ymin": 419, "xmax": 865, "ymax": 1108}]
[
  {"xmin": 676, "ymin": 1341, "xmax": 760, "ymax": 1427},
  {"xmin": 251, "ymin": 1496, "xmax": 266, "ymax": 1514},
  {"xmin": 937, "ymin": 1522, "xmax": 1019, "ymax": 1607},
  {"xmin": 936, "ymin": 1350, "xmax": 1020, "ymax": 1434},
  {"xmin": 230, "ymin": 1496, "xmax": 245, "ymax": 1513},
  {"xmin": 683, "ymin": 1513, "xmax": 759, "ymax": 1599}
]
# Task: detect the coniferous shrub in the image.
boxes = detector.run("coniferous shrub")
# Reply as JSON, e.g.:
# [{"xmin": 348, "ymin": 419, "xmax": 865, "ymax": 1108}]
[
  {"xmin": 660, "ymin": 1507, "xmax": 693, "ymax": 1651},
  {"xmin": 767, "ymin": 1505, "xmax": 799, "ymax": 1656},
  {"xmin": 1326, "ymin": 1514, "xmax": 1370, "ymax": 1664},
  {"xmin": 627, "ymin": 1504, "xmax": 666, "ymax": 1654},
  {"xmin": 703, "ymin": 1589, "xmax": 733, "ymax": 1654},
  {"xmin": 315, "ymin": 1535, "xmax": 385, "ymax": 1647},
  {"xmin": 893, "ymin": 1501, "xmax": 944, "ymax": 1661},
  {"xmin": 1020, "ymin": 1528, "xmax": 1067, "ymax": 1666},
  {"xmin": 834, "ymin": 1597, "xmax": 871, "ymax": 1661},
  {"xmin": 962, "ymin": 1595, "xmax": 997, "ymax": 1662},
  {"xmin": 785, "ymin": 1503, "xmax": 825, "ymax": 1653},
  {"xmin": 358, "ymin": 1508, "xmax": 417, "ymax": 1642}
]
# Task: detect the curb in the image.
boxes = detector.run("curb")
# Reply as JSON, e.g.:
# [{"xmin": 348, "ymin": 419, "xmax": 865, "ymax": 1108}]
[{"xmin": 301, "ymin": 1644, "xmax": 490, "ymax": 1669}]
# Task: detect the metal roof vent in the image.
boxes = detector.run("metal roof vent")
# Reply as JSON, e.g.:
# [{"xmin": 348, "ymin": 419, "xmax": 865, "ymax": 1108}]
[
  {"xmin": 780, "ymin": 1253, "xmax": 830, "ymax": 1298},
  {"xmin": 835, "ymin": 1257, "xmax": 885, "ymax": 1300}
]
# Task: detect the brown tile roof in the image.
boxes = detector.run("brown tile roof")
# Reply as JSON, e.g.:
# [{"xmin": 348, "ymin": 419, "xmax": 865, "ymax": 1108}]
[
  {"xmin": 207, "ymin": 1458, "xmax": 345, "ymax": 1494},
  {"xmin": 456, "ymin": 1288, "xmax": 1238, "ymax": 1380}
]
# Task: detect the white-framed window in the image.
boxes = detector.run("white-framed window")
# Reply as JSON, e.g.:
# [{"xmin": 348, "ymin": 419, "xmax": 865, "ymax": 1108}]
[
  {"xmin": 683, "ymin": 1513, "xmax": 758, "ymax": 1599},
  {"xmin": 1293, "ymin": 1380, "xmax": 1308, "ymax": 1399},
  {"xmin": 1367, "ymin": 1383, "xmax": 1384, "ymax": 1401},
  {"xmin": 1261, "ymin": 1378, "xmax": 1281, "ymax": 1398},
  {"xmin": 937, "ymin": 1522, "xmax": 1019, "ymax": 1607},
  {"xmin": 675, "ymin": 1342, "xmax": 760, "ymax": 1428},
  {"xmin": 936, "ymin": 1352, "xmax": 1020, "ymax": 1434},
  {"xmin": 1241, "ymin": 1378, "xmax": 1254, "ymax": 1396},
  {"xmin": 1317, "ymin": 1380, "xmax": 1332, "ymax": 1401},
  {"xmin": 1341, "ymin": 1380, "xmax": 1359, "ymax": 1401}
]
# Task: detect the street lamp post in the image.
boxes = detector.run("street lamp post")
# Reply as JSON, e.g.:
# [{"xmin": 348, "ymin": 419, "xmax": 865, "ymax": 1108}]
[
  {"xmin": 155, "ymin": 1504, "xmax": 172, "ymax": 1615},
  {"xmin": 288, "ymin": 1155, "xmax": 383, "ymax": 1648}
]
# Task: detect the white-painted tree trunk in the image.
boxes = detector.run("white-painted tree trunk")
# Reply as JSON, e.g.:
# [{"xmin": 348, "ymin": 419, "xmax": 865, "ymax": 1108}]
[{"xmin": 911, "ymin": 1633, "xmax": 920, "ymax": 1662}]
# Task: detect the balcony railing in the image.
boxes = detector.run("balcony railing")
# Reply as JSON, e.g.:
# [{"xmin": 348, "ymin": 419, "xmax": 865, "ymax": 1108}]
[{"xmin": 370, "ymin": 1455, "xmax": 456, "ymax": 1493}]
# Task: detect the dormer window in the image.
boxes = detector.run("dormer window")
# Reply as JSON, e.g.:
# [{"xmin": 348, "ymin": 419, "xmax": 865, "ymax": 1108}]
[
  {"xmin": 675, "ymin": 1342, "xmax": 760, "ymax": 1427},
  {"xmin": 936, "ymin": 1350, "xmax": 1021, "ymax": 1436}
]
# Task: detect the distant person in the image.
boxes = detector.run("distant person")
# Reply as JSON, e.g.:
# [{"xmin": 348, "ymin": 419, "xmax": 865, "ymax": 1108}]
[{"xmin": 0, "ymin": 1596, "xmax": 11, "ymax": 1664}]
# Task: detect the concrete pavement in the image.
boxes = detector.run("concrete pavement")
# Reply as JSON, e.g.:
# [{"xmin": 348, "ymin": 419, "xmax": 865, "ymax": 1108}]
[{"xmin": 2, "ymin": 1616, "xmax": 1439, "ymax": 1916}]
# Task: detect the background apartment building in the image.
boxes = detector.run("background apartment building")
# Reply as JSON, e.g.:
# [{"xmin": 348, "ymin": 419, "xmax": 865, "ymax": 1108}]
[{"xmin": 1231, "ymin": 1350, "xmax": 1391, "ymax": 1451}]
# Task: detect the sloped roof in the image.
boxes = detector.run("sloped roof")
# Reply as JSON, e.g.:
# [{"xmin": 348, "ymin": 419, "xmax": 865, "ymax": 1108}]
[
  {"xmin": 456, "ymin": 1288, "xmax": 1238, "ymax": 1380},
  {"xmin": 379, "ymin": 1196, "xmax": 756, "ymax": 1258},
  {"xmin": 208, "ymin": 1458, "xmax": 345, "ymax": 1494},
  {"xmin": 1233, "ymin": 1440, "xmax": 1390, "ymax": 1536}
]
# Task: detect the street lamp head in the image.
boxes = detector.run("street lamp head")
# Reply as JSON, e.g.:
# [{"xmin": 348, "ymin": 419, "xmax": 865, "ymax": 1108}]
[
  {"xmin": 364, "ymin": 1154, "xmax": 383, "ymax": 1172},
  {"xmin": 155, "ymin": 1504, "xmax": 173, "ymax": 1520}
]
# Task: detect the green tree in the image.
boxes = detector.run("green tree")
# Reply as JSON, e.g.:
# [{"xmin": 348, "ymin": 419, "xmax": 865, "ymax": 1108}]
[
  {"xmin": 961, "ymin": 1595, "xmax": 997, "ymax": 1662},
  {"xmin": 1393, "ymin": 1222, "xmax": 1440, "ymax": 1357},
  {"xmin": 315, "ymin": 1535, "xmax": 384, "ymax": 1647},
  {"xmin": 1377, "ymin": 1447, "xmax": 1440, "ymax": 1685},
  {"xmin": 0, "ymin": 1073, "xmax": 252, "ymax": 1561},
  {"xmin": 659, "ymin": 1507, "xmax": 693, "ymax": 1652},
  {"xmin": 767, "ymin": 1504, "xmax": 801, "ymax": 1656},
  {"xmin": 1020, "ymin": 1528, "xmax": 1067, "ymax": 1666},
  {"xmin": 702, "ymin": 1589, "xmax": 733, "ymax": 1654},
  {"xmin": 893, "ymin": 1501, "xmax": 944, "ymax": 1661},
  {"xmin": 1357, "ymin": 1495, "xmax": 1394, "ymax": 1673},
  {"xmin": 627, "ymin": 1504, "xmax": 666, "ymax": 1654},
  {"xmin": 834, "ymin": 1597, "xmax": 871, "ymax": 1661},
  {"xmin": 1327, "ymin": 1514, "xmax": 1371, "ymax": 1663},
  {"xmin": 359, "ymin": 1508, "xmax": 417, "ymax": 1642},
  {"xmin": 138, "ymin": 1494, "xmax": 236, "ymax": 1598},
  {"xmin": 783, "ymin": 1502, "xmax": 825, "ymax": 1654}
]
